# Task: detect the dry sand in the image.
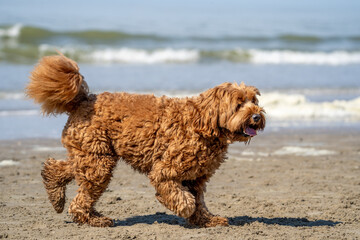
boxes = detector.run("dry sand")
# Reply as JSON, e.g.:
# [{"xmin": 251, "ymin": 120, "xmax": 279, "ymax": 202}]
[{"xmin": 0, "ymin": 129, "xmax": 359, "ymax": 239}]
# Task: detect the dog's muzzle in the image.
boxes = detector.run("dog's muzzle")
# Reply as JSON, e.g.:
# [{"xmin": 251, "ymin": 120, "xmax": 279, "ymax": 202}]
[{"xmin": 242, "ymin": 114, "xmax": 264, "ymax": 137}]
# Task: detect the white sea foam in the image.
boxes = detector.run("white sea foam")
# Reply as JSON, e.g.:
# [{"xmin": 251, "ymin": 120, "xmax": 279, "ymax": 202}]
[
  {"xmin": 0, "ymin": 92, "xmax": 25, "ymax": 100},
  {"xmin": 259, "ymin": 93, "xmax": 360, "ymax": 121},
  {"xmin": 36, "ymin": 44, "xmax": 360, "ymax": 65},
  {"xmin": 38, "ymin": 45, "xmax": 200, "ymax": 64},
  {"xmin": 241, "ymin": 151, "xmax": 269, "ymax": 157},
  {"xmin": 273, "ymin": 146, "xmax": 337, "ymax": 156},
  {"xmin": 229, "ymin": 149, "xmax": 270, "ymax": 157},
  {"xmin": 229, "ymin": 156, "xmax": 255, "ymax": 162},
  {"xmin": 248, "ymin": 49, "xmax": 360, "ymax": 65},
  {"xmin": 0, "ymin": 24, "xmax": 22, "ymax": 38},
  {"xmin": 0, "ymin": 160, "xmax": 20, "ymax": 167},
  {"xmin": 85, "ymin": 48, "xmax": 199, "ymax": 64},
  {"xmin": 32, "ymin": 146, "xmax": 65, "ymax": 152}
]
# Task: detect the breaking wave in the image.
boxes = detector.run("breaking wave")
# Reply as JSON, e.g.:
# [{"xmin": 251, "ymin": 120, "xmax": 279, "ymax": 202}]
[
  {"xmin": 1, "ymin": 24, "xmax": 360, "ymax": 44},
  {"xmin": 1, "ymin": 24, "xmax": 360, "ymax": 65},
  {"xmin": 259, "ymin": 93, "xmax": 360, "ymax": 121},
  {"xmin": 247, "ymin": 49, "xmax": 360, "ymax": 65},
  {"xmin": 0, "ymin": 24, "xmax": 166, "ymax": 42},
  {"xmin": 1, "ymin": 44, "xmax": 359, "ymax": 65},
  {"xmin": 86, "ymin": 48, "xmax": 199, "ymax": 64},
  {"xmin": 0, "ymin": 24, "xmax": 22, "ymax": 38}
]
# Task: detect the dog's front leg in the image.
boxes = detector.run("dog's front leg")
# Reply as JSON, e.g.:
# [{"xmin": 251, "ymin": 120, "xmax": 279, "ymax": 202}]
[
  {"xmin": 149, "ymin": 163, "xmax": 196, "ymax": 218},
  {"xmin": 183, "ymin": 177, "xmax": 229, "ymax": 227},
  {"xmin": 153, "ymin": 179, "xmax": 196, "ymax": 218}
]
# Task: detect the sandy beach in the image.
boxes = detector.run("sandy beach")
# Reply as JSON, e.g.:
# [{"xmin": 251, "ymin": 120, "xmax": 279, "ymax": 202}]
[{"xmin": 0, "ymin": 128, "xmax": 359, "ymax": 239}]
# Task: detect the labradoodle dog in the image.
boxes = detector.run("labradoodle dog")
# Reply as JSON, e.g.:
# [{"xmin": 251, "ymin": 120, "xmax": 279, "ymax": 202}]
[{"xmin": 26, "ymin": 54, "xmax": 265, "ymax": 228}]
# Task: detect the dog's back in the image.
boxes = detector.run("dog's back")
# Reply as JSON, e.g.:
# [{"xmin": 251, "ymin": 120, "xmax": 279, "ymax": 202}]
[{"xmin": 61, "ymin": 91, "xmax": 170, "ymax": 173}]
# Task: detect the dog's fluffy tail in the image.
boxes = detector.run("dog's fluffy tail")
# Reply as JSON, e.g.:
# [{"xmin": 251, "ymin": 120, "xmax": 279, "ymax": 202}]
[
  {"xmin": 41, "ymin": 158, "xmax": 74, "ymax": 213},
  {"xmin": 26, "ymin": 54, "xmax": 89, "ymax": 115}
]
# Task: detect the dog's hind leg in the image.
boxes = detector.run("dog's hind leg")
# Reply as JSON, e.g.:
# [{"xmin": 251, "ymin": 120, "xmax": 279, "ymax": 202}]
[
  {"xmin": 41, "ymin": 158, "xmax": 74, "ymax": 213},
  {"xmin": 183, "ymin": 177, "xmax": 229, "ymax": 227},
  {"xmin": 69, "ymin": 154, "xmax": 117, "ymax": 227}
]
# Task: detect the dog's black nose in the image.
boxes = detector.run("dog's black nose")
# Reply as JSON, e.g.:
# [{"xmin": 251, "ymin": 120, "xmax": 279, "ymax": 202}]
[{"xmin": 252, "ymin": 114, "xmax": 261, "ymax": 122}]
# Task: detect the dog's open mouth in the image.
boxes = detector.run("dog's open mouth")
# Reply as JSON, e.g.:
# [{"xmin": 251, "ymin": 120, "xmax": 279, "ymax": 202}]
[{"xmin": 243, "ymin": 126, "xmax": 257, "ymax": 137}]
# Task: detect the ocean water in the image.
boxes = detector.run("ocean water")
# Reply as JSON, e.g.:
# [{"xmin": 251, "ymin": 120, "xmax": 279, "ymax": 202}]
[{"xmin": 1, "ymin": 0, "xmax": 360, "ymax": 139}]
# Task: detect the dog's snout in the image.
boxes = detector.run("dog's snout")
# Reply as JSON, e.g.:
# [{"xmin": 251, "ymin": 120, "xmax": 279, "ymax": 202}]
[{"xmin": 252, "ymin": 114, "xmax": 261, "ymax": 122}]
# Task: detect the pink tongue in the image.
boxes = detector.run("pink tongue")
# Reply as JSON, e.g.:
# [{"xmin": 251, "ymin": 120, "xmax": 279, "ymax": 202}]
[{"xmin": 245, "ymin": 127, "xmax": 257, "ymax": 136}]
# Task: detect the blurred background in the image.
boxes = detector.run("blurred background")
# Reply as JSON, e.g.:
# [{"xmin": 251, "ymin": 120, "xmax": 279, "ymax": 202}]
[{"xmin": 0, "ymin": 0, "xmax": 360, "ymax": 139}]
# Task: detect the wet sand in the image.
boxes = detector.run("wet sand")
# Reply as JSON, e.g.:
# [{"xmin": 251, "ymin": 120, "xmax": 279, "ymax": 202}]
[{"xmin": 0, "ymin": 129, "xmax": 359, "ymax": 239}]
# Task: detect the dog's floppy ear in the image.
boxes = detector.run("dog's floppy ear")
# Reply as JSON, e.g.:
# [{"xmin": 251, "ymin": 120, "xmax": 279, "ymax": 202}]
[
  {"xmin": 246, "ymin": 86, "xmax": 261, "ymax": 96},
  {"xmin": 239, "ymin": 82, "xmax": 260, "ymax": 95},
  {"xmin": 239, "ymin": 83, "xmax": 260, "ymax": 104},
  {"xmin": 192, "ymin": 86, "xmax": 224, "ymax": 137}
]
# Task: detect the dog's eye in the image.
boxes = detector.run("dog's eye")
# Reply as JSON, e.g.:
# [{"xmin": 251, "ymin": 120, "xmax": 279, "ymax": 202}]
[
  {"xmin": 249, "ymin": 97, "xmax": 258, "ymax": 105},
  {"xmin": 236, "ymin": 103, "xmax": 242, "ymax": 111}
]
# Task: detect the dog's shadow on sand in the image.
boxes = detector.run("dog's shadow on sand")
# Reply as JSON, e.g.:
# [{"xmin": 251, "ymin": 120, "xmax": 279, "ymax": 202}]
[
  {"xmin": 114, "ymin": 212, "xmax": 186, "ymax": 227},
  {"xmin": 113, "ymin": 212, "xmax": 341, "ymax": 228},
  {"xmin": 228, "ymin": 216, "xmax": 341, "ymax": 227}
]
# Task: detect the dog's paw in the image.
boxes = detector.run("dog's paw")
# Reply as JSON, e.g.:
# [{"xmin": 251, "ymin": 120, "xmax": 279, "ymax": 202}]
[
  {"xmin": 204, "ymin": 216, "xmax": 229, "ymax": 227},
  {"xmin": 69, "ymin": 206, "xmax": 114, "ymax": 227},
  {"xmin": 88, "ymin": 215, "xmax": 114, "ymax": 227},
  {"xmin": 176, "ymin": 191, "xmax": 196, "ymax": 218}
]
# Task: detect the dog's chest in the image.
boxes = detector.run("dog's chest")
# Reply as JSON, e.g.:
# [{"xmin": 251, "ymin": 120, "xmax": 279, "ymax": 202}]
[{"xmin": 178, "ymin": 141, "xmax": 228, "ymax": 179}]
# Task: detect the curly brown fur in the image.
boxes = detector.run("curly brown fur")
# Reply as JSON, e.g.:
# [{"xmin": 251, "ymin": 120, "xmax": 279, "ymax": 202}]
[
  {"xmin": 41, "ymin": 158, "xmax": 74, "ymax": 213},
  {"xmin": 26, "ymin": 54, "xmax": 89, "ymax": 115},
  {"xmin": 27, "ymin": 54, "xmax": 266, "ymax": 228}
]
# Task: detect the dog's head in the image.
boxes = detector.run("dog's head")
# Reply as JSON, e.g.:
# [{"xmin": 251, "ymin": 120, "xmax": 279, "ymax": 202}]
[{"xmin": 195, "ymin": 82, "xmax": 265, "ymax": 142}]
